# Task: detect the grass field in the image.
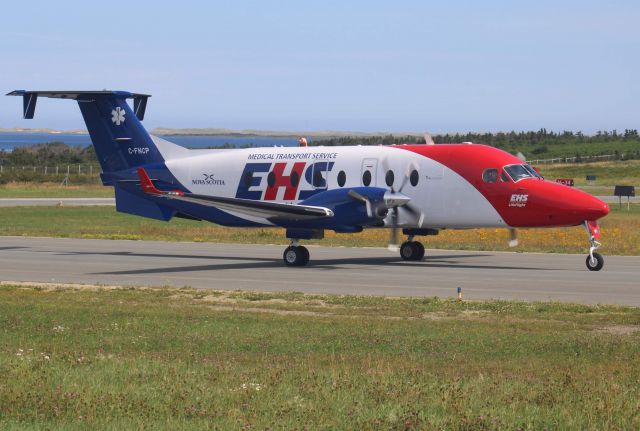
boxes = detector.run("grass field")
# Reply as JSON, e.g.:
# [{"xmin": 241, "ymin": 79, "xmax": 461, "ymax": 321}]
[
  {"xmin": 538, "ymin": 160, "xmax": 640, "ymax": 187},
  {"xmin": 0, "ymin": 183, "xmax": 113, "ymax": 198},
  {"xmin": 0, "ymin": 284, "xmax": 638, "ymax": 430},
  {"xmin": 0, "ymin": 204, "xmax": 638, "ymax": 255}
]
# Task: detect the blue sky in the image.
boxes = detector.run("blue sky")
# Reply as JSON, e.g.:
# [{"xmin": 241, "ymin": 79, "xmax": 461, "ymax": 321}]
[{"xmin": 0, "ymin": 0, "xmax": 638, "ymax": 133}]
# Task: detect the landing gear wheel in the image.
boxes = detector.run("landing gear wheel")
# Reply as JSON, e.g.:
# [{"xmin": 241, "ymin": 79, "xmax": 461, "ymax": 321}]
[
  {"xmin": 586, "ymin": 252, "xmax": 604, "ymax": 271},
  {"xmin": 400, "ymin": 241, "xmax": 424, "ymax": 261},
  {"xmin": 412, "ymin": 241, "xmax": 425, "ymax": 260},
  {"xmin": 283, "ymin": 246, "xmax": 310, "ymax": 267}
]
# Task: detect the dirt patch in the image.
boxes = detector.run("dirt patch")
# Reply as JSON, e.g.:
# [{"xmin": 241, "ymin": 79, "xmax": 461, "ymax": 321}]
[
  {"xmin": 596, "ymin": 325, "xmax": 640, "ymax": 336},
  {"xmin": 1, "ymin": 280, "xmax": 141, "ymax": 291}
]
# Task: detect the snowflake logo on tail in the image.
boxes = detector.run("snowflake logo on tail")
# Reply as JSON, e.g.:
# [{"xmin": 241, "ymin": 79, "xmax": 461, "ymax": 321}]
[{"xmin": 111, "ymin": 107, "xmax": 126, "ymax": 125}]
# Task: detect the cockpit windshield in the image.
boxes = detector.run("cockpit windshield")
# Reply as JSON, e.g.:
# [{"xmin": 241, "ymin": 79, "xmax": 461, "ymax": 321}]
[{"xmin": 504, "ymin": 164, "xmax": 542, "ymax": 182}]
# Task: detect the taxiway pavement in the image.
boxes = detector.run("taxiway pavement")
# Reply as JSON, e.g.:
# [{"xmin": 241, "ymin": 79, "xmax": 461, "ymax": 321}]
[{"xmin": 0, "ymin": 236, "xmax": 637, "ymax": 305}]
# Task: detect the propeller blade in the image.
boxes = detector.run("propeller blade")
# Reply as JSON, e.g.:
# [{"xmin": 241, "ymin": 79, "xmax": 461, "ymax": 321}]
[
  {"xmin": 399, "ymin": 203, "xmax": 425, "ymax": 227},
  {"xmin": 347, "ymin": 189, "xmax": 366, "ymax": 202},
  {"xmin": 424, "ymin": 132, "xmax": 435, "ymax": 145},
  {"xmin": 402, "ymin": 202, "xmax": 419, "ymax": 216},
  {"xmin": 348, "ymin": 189, "xmax": 373, "ymax": 218},
  {"xmin": 397, "ymin": 161, "xmax": 418, "ymax": 193},
  {"xmin": 388, "ymin": 207, "xmax": 399, "ymax": 251},
  {"xmin": 508, "ymin": 228, "xmax": 519, "ymax": 247}
]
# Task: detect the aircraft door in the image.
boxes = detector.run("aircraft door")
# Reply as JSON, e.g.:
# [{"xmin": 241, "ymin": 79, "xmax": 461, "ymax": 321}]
[{"xmin": 361, "ymin": 158, "xmax": 378, "ymax": 187}]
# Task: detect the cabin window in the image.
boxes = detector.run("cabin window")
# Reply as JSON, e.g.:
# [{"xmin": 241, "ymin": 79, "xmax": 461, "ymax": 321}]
[
  {"xmin": 337, "ymin": 170, "xmax": 346, "ymax": 187},
  {"xmin": 267, "ymin": 171, "xmax": 276, "ymax": 187},
  {"xmin": 312, "ymin": 170, "xmax": 324, "ymax": 188},
  {"xmin": 410, "ymin": 170, "xmax": 419, "ymax": 186},
  {"xmin": 482, "ymin": 168, "xmax": 498, "ymax": 183},
  {"xmin": 290, "ymin": 171, "xmax": 300, "ymax": 187},
  {"xmin": 362, "ymin": 170, "xmax": 372, "ymax": 186},
  {"xmin": 385, "ymin": 170, "xmax": 394, "ymax": 187}
]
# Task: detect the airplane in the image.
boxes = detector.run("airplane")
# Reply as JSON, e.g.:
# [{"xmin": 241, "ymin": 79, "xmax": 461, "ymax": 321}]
[{"xmin": 7, "ymin": 90, "xmax": 610, "ymax": 270}]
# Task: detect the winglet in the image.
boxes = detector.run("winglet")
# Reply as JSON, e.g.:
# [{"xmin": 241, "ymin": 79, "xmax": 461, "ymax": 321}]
[{"xmin": 137, "ymin": 167, "xmax": 161, "ymax": 194}]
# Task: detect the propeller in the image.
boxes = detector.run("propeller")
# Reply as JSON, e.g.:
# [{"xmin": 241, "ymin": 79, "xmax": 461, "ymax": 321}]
[
  {"xmin": 424, "ymin": 132, "xmax": 435, "ymax": 145},
  {"xmin": 347, "ymin": 189, "xmax": 373, "ymax": 218},
  {"xmin": 508, "ymin": 152, "xmax": 528, "ymax": 247},
  {"xmin": 380, "ymin": 157, "xmax": 425, "ymax": 250},
  {"xmin": 508, "ymin": 228, "xmax": 519, "ymax": 247}
]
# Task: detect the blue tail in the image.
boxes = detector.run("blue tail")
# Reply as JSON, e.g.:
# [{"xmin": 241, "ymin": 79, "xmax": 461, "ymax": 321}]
[
  {"xmin": 7, "ymin": 90, "xmax": 165, "ymax": 173},
  {"xmin": 7, "ymin": 89, "xmax": 193, "ymax": 221}
]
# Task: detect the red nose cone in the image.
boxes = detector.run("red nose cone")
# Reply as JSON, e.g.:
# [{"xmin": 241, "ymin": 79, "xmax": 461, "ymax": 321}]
[{"xmin": 584, "ymin": 197, "xmax": 609, "ymax": 220}]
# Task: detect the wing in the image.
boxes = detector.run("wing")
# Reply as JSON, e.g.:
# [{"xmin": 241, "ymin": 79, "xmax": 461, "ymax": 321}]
[{"xmin": 136, "ymin": 167, "xmax": 334, "ymax": 221}]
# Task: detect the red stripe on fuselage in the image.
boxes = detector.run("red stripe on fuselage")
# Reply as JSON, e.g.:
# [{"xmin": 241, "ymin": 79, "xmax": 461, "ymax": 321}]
[{"xmin": 396, "ymin": 144, "xmax": 608, "ymax": 227}]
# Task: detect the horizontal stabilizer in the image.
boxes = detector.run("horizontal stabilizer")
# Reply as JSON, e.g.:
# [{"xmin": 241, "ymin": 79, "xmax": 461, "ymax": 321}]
[{"xmin": 6, "ymin": 90, "xmax": 151, "ymax": 120}]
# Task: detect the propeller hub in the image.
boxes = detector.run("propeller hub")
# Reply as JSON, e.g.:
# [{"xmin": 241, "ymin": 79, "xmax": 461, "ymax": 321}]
[{"xmin": 383, "ymin": 191, "xmax": 411, "ymax": 208}]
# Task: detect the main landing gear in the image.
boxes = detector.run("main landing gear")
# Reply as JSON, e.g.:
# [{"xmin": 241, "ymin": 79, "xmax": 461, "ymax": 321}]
[
  {"xmin": 584, "ymin": 221, "xmax": 604, "ymax": 271},
  {"xmin": 399, "ymin": 236, "xmax": 425, "ymax": 261},
  {"xmin": 283, "ymin": 240, "xmax": 310, "ymax": 267}
]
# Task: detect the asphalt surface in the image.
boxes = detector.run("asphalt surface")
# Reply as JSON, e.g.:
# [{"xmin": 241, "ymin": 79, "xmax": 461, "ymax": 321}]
[{"xmin": 0, "ymin": 236, "xmax": 638, "ymax": 305}]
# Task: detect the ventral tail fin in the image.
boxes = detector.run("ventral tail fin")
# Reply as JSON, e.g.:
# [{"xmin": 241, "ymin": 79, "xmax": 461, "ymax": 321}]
[{"xmin": 6, "ymin": 90, "xmax": 183, "ymax": 174}]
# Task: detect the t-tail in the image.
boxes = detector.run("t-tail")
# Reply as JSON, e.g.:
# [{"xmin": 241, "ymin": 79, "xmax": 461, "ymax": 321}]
[
  {"xmin": 6, "ymin": 90, "xmax": 187, "ymax": 185},
  {"xmin": 7, "ymin": 90, "xmax": 191, "ymax": 221}
]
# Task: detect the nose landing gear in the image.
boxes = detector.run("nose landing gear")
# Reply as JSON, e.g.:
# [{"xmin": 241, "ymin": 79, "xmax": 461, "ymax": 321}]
[{"xmin": 584, "ymin": 221, "xmax": 604, "ymax": 271}]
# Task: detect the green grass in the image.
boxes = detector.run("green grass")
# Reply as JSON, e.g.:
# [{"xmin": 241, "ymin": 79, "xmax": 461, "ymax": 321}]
[
  {"xmin": 538, "ymin": 160, "xmax": 640, "ymax": 186},
  {"xmin": 0, "ymin": 183, "xmax": 113, "ymax": 198},
  {"xmin": 0, "ymin": 204, "xmax": 639, "ymax": 255},
  {"xmin": 0, "ymin": 284, "xmax": 638, "ymax": 430},
  {"xmin": 509, "ymin": 139, "xmax": 640, "ymax": 161}
]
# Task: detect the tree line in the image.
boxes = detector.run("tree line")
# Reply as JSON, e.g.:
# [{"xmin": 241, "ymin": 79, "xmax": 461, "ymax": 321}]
[
  {"xmin": 315, "ymin": 129, "xmax": 640, "ymax": 148},
  {"xmin": 0, "ymin": 142, "xmax": 97, "ymax": 166},
  {"xmin": 0, "ymin": 129, "xmax": 638, "ymax": 167}
]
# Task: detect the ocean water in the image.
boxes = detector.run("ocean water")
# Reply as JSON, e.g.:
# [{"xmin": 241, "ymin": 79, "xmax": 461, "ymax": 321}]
[{"xmin": 0, "ymin": 132, "xmax": 309, "ymax": 151}]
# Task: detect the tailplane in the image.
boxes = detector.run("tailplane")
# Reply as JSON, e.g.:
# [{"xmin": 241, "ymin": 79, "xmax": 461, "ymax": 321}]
[{"xmin": 6, "ymin": 90, "xmax": 186, "ymax": 174}]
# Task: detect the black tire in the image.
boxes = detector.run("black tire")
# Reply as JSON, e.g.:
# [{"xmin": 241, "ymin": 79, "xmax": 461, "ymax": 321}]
[
  {"xmin": 400, "ymin": 241, "xmax": 414, "ymax": 261},
  {"xmin": 283, "ymin": 246, "xmax": 310, "ymax": 267},
  {"xmin": 412, "ymin": 241, "xmax": 425, "ymax": 260},
  {"xmin": 586, "ymin": 252, "xmax": 604, "ymax": 271},
  {"xmin": 297, "ymin": 246, "xmax": 310, "ymax": 266}
]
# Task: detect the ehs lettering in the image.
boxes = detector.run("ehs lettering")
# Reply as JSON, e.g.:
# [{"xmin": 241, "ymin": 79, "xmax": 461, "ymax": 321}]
[
  {"xmin": 509, "ymin": 194, "xmax": 529, "ymax": 208},
  {"xmin": 235, "ymin": 161, "xmax": 335, "ymax": 200}
]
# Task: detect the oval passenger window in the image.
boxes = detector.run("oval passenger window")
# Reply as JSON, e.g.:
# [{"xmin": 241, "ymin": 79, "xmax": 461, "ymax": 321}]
[
  {"xmin": 337, "ymin": 171, "xmax": 346, "ymax": 187},
  {"xmin": 267, "ymin": 171, "xmax": 276, "ymax": 187},
  {"xmin": 290, "ymin": 171, "xmax": 300, "ymax": 187},
  {"xmin": 385, "ymin": 170, "xmax": 394, "ymax": 187},
  {"xmin": 362, "ymin": 170, "xmax": 372, "ymax": 186},
  {"xmin": 409, "ymin": 170, "xmax": 419, "ymax": 186}
]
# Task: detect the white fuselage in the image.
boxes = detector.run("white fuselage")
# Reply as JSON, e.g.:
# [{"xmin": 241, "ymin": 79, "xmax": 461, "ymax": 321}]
[{"xmin": 156, "ymin": 140, "xmax": 506, "ymax": 229}]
